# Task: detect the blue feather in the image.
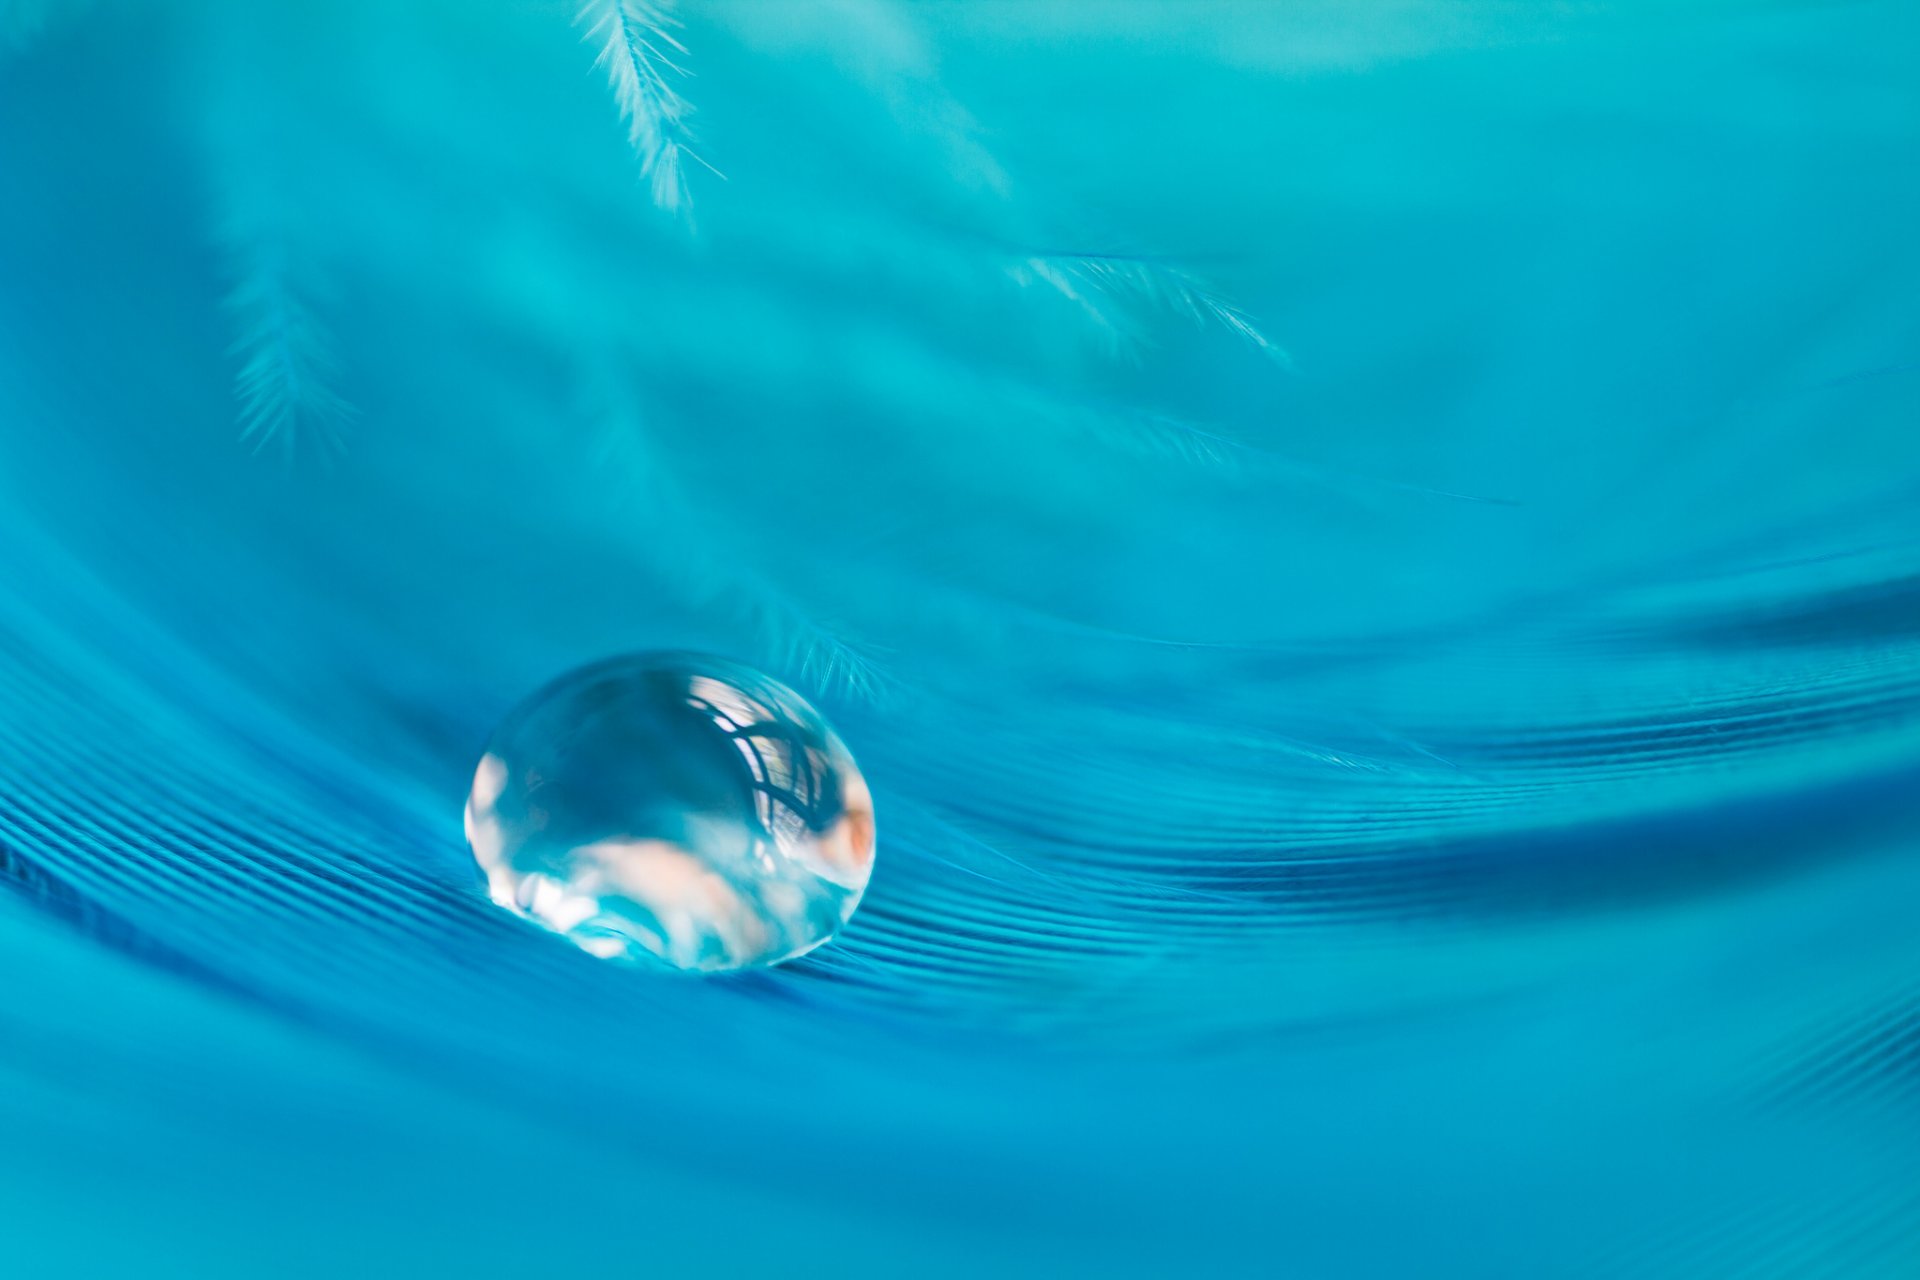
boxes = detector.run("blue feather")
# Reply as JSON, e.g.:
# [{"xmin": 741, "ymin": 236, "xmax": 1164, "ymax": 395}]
[{"xmin": 1, "ymin": 1, "xmax": 1918, "ymax": 1276}]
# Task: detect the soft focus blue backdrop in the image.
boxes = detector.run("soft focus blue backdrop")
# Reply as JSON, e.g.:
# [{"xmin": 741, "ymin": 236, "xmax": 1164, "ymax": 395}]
[{"xmin": 3, "ymin": 2, "xmax": 1920, "ymax": 1275}]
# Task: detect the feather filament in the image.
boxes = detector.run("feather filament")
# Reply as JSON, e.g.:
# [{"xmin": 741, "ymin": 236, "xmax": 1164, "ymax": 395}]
[
  {"xmin": 1014, "ymin": 251, "xmax": 1291, "ymax": 366},
  {"xmin": 576, "ymin": 0, "xmax": 705, "ymax": 214},
  {"xmin": 223, "ymin": 242, "xmax": 357, "ymax": 464}
]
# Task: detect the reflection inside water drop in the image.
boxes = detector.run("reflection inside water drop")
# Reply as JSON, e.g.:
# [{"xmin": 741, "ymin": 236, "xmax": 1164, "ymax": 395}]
[{"xmin": 464, "ymin": 653, "xmax": 875, "ymax": 972}]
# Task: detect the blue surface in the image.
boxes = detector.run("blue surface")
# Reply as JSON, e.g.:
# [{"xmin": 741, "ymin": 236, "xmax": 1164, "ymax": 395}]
[{"xmin": 3, "ymin": 2, "xmax": 1919, "ymax": 1275}]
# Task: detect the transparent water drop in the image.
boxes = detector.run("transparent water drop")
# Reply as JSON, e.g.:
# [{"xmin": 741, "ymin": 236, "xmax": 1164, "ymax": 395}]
[{"xmin": 464, "ymin": 653, "xmax": 875, "ymax": 972}]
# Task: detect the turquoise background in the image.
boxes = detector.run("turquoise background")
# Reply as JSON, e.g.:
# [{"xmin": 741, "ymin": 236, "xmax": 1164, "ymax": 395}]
[{"xmin": 3, "ymin": 2, "xmax": 1919, "ymax": 1274}]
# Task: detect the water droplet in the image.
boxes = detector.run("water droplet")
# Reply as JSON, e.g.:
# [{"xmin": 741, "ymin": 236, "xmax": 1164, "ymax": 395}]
[{"xmin": 465, "ymin": 653, "xmax": 876, "ymax": 972}]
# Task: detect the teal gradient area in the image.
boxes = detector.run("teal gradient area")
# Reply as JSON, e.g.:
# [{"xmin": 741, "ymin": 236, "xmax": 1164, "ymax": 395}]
[{"xmin": 3, "ymin": 2, "xmax": 1920, "ymax": 1275}]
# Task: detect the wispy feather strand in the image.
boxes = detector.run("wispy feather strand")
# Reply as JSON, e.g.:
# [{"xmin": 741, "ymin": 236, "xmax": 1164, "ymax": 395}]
[{"xmin": 577, "ymin": 0, "xmax": 703, "ymax": 214}]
